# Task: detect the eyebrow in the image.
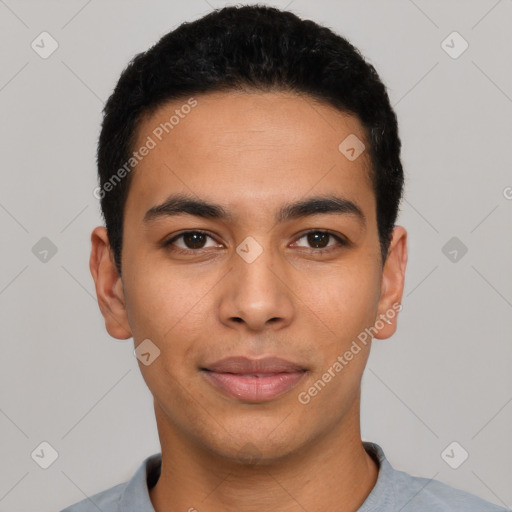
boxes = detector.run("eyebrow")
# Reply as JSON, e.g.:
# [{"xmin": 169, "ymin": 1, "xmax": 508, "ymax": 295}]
[{"xmin": 143, "ymin": 193, "xmax": 366, "ymax": 227}]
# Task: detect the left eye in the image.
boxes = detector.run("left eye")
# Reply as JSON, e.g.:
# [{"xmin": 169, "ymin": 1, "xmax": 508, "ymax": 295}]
[{"xmin": 293, "ymin": 230, "xmax": 347, "ymax": 251}]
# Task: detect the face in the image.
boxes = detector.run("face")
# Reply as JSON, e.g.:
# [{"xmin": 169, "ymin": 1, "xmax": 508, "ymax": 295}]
[{"xmin": 90, "ymin": 91, "xmax": 407, "ymax": 464}]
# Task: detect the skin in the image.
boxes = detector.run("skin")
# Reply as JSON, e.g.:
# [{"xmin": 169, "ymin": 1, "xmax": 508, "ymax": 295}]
[{"xmin": 90, "ymin": 91, "xmax": 407, "ymax": 512}]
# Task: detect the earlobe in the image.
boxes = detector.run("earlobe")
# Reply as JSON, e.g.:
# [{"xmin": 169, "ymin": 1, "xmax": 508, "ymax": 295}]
[
  {"xmin": 89, "ymin": 226, "xmax": 132, "ymax": 340},
  {"xmin": 373, "ymin": 225, "xmax": 408, "ymax": 340}
]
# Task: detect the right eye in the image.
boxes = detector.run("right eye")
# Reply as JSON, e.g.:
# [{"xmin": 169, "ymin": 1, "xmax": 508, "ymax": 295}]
[{"xmin": 163, "ymin": 230, "xmax": 221, "ymax": 253}]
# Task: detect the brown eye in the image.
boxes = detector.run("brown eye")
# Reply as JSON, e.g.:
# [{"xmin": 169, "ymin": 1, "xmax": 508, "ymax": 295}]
[
  {"xmin": 181, "ymin": 232, "xmax": 208, "ymax": 249},
  {"xmin": 164, "ymin": 231, "xmax": 218, "ymax": 251},
  {"xmin": 294, "ymin": 230, "xmax": 347, "ymax": 251},
  {"xmin": 306, "ymin": 231, "xmax": 330, "ymax": 249}
]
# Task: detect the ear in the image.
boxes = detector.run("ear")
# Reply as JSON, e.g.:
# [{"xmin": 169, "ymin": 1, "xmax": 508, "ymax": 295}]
[
  {"xmin": 89, "ymin": 226, "xmax": 132, "ymax": 340},
  {"xmin": 373, "ymin": 225, "xmax": 408, "ymax": 340}
]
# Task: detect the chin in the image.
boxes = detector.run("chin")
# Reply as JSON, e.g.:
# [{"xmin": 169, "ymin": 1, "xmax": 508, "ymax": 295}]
[{"xmin": 201, "ymin": 423, "xmax": 309, "ymax": 467}]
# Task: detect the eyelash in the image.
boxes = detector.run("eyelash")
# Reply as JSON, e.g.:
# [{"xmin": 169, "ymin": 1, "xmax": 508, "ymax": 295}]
[{"xmin": 163, "ymin": 229, "xmax": 349, "ymax": 255}]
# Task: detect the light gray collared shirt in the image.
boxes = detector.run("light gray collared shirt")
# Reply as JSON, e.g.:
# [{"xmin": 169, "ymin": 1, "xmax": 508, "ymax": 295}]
[{"xmin": 60, "ymin": 441, "xmax": 509, "ymax": 511}]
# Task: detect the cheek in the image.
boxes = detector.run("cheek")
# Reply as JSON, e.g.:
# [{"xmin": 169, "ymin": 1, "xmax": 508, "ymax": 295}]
[
  {"xmin": 307, "ymin": 263, "xmax": 381, "ymax": 342},
  {"xmin": 124, "ymin": 268, "xmax": 211, "ymax": 394},
  {"xmin": 304, "ymin": 274, "xmax": 376, "ymax": 410},
  {"xmin": 123, "ymin": 262, "xmax": 212, "ymax": 345}
]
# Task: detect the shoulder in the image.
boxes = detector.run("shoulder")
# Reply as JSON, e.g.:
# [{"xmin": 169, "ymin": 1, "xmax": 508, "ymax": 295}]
[
  {"xmin": 392, "ymin": 464, "xmax": 509, "ymax": 511},
  {"xmin": 59, "ymin": 481, "xmax": 126, "ymax": 512},
  {"xmin": 362, "ymin": 442, "xmax": 509, "ymax": 512},
  {"xmin": 58, "ymin": 452, "xmax": 161, "ymax": 512}
]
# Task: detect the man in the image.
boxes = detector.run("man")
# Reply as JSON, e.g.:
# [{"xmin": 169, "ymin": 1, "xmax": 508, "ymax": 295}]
[{"xmin": 62, "ymin": 5, "xmax": 508, "ymax": 512}]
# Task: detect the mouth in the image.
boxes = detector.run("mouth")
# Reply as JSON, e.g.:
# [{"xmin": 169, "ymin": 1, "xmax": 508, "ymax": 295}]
[{"xmin": 201, "ymin": 356, "xmax": 307, "ymax": 402}]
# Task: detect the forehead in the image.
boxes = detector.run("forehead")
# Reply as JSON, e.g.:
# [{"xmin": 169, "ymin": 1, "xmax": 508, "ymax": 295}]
[{"xmin": 126, "ymin": 91, "xmax": 375, "ymax": 226}]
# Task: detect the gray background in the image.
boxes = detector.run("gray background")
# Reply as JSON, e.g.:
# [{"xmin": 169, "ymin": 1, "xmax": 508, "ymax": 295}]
[{"xmin": 0, "ymin": 0, "xmax": 511, "ymax": 510}]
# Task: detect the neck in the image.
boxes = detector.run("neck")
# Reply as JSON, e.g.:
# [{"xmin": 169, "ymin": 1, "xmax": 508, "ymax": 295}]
[{"xmin": 149, "ymin": 399, "xmax": 379, "ymax": 512}]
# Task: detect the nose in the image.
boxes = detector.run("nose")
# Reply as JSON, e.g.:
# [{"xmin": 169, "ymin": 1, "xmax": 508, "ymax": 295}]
[{"xmin": 217, "ymin": 243, "xmax": 295, "ymax": 332}]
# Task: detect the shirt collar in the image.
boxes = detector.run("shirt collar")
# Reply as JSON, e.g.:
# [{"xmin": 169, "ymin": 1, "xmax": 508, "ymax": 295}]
[
  {"xmin": 358, "ymin": 441, "xmax": 395, "ymax": 511},
  {"xmin": 118, "ymin": 451, "xmax": 161, "ymax": 511},
  {"xmin": 118, "ymin": 442, "xmax": 394, "ymax": 511}
]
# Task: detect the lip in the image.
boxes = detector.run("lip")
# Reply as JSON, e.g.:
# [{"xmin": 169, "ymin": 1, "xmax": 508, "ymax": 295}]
[{"xmin": 201, "ymin": 356, "xmax": 307, "ymax": 402}]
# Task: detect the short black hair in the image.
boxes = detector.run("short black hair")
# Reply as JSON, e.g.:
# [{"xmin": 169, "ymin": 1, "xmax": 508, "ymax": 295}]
[{"xmin": 97, "ymin": 4, "xmax": 404, "ymax": 275}]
